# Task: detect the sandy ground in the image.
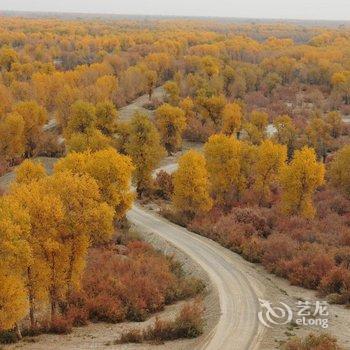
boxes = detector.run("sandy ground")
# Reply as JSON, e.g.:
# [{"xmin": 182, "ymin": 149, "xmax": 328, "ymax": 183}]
[
  {"xmin": 118, "ymin": 87, "xmax": 165, "ymax": 122},
  {"xmin": 4, "ymin": 299, "xmax": 206, "ymax": 350},
  {"xmin": 0, "ymin": 157, "xmax": 58, "ymax": 192}
]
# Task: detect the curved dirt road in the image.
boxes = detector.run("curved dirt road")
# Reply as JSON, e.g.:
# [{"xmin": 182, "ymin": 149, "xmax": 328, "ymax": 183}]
[{"xmin": 128, "ymin": 204, "xmax": 266, "ymax": 350}]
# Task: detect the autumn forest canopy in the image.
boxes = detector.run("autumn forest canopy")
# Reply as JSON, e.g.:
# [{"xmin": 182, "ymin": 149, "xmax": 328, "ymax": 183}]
[{"xmin": 0, "ymin": 14, "xmax": 350, "ymax": 347}]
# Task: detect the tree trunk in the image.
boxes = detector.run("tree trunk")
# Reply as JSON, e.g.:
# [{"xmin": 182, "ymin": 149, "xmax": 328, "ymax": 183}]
[
  {"xmin": 27, "ymin": 267, "xmax": 36, "ymax": 329},
  {"xmin": 14, "ymin": 323, "xmax": 22, "ymax": 340}
]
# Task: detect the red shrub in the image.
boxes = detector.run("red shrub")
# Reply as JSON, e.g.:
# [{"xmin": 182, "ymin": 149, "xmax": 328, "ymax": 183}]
[
  {"xmin": 281, "ymin": 244, "xmax": 334, "ymax": 289},
  {"xmin": 154, "ymin": 170, "xmax": 174, "ymax": 200},
  {"xmin": 319, "ymin": 266, "xmax": 350, "ymax": 296},
  {"xmin": 241, "ymin": 236, "xmax": 264, "ymax": 263},
  {"xmin": 262, "ymin": 233, "xmax": 298, "ymax": 275},
  {"xmin": 82, "ymin": 243, "xmax": 203, "ymax": 323},
  {"xmin": 49, "ymin": 316, "xmax": 72, "ymax": 334}
]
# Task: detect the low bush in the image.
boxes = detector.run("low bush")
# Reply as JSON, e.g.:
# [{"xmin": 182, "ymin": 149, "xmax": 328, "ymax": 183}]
[
  {"xmin": 49, "ymin": 316, "xmax": 72, "ymax": 335},
  {"xmin": 283, "ymin": 333, "xmax": 342, "ymax": 350},
  {"xmin": 154, "ymin": 170, "xmax": 174, "ymax": 200},
  {"xmin": 68, "ymin": 241, "xmax": 204, "ymax": 324},
  {"xmin": 118, "ymin": 300, "xmax": 204, "ymax": 344},
  {"xmin": 0, "ymin": 330, "xmax": 18, "ymax": 344},
  {"xmin": 167, "ymin": 186, "xmax": 350, "ymax": 304}
]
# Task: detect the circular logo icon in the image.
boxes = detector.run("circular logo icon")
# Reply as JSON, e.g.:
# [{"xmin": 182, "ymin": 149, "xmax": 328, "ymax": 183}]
[{"xmin": 258, "ymin": 298, "xmax": 293, "ymax": 328}]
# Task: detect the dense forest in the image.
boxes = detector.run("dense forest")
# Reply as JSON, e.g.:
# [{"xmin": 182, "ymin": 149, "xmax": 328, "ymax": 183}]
[{"xmin": 0, "ymin": 15, "xmax": 350, "ymax": 348}]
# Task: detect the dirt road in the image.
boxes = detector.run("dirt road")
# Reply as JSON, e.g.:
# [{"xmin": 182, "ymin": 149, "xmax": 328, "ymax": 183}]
[{"xmin": 128, "ymin": 205, "xmax": 266, "ymax": 350}]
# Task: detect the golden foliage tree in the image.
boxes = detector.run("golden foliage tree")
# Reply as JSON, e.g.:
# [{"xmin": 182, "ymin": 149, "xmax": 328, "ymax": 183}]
[
  {"xmin": 221, "ymin": 102, "xmax": 242, "ymax": 137},
  {"xmin": 0, "ymin": 197, "xmax": 30, "ymax": 331},
  {"xmin": 66, "ymin": 100, "xmax": 96, "ymax": 135},
  {"xmin": 328, "ymin": 145, "xmax": 350, "ymax": 198},
  {"xmin": 44, "ymin": 172, "xmax": 115, "ymax": 301},
  {"xmin": 204, "ymin": 134, "xmax": 253, "ymax": 204},
  {"xmin": 13, "ymin": 101, "xmax": 48, "ymax": 157},
  {"xmin": 252, "ymin": 140, "xmax": 287, "ymax": 205},
  {"xmin": 54, "ymin": 148, "xmax": 134, "ymax": 220},
  {"xmin": 164, "ymin": 81, "xmax": 180, "ymax": 105},
  {"xmin": 244, "ymin": 110, "xmax": 268, "ymax": 145},
  {"xmin": 95, "ymin": 100, "xmax": 118, "ymax": 136},
  {"xmin": 0, "ymin": 112, "xmax": 25, "ymax": 164},
  {"xmin": 273, "ymin": 115, "xmax": 296, "ymax": 159},
  {"xmin": 125, "ymin": 113, "xmax": 165, "ymax": 196},
  {"xmin": 66, "ymin": 128, "xmax": 113, "ymax": 153},
  {"xmin": 155, "ymin": 103, "xmax": 186, "ymax": 154},
  {"xmin": 14, "ymin": 159, "xmax": 46, "ymax": 185},
  {"xmin": 279, "ymin": 147, "xmax": 325, "ymax": 219},
  {"xmin": 10, "ymin": 180, "xmax": 65, "ymax": 324},
  {"xmin": 172, "ymin": 150, "xmax": 212, "ymax": 217}
]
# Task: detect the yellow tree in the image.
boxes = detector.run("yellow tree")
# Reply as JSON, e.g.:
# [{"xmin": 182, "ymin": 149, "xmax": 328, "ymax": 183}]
[
  {"xmin": 10, "ymin": 180, "xmax": 65, "ymax": 324},
  {"xmin": 144, "ymin": 69, "xmax": 157, "ymax": 100},
  {"xmin": 172, "ymin": 150, "xmax": 212, "ymax": 218},
  {"xmin": 204, "ymin": 134, "xmax": 253, "ymax": 204},
  {"xmin": 326, "ymin": 111, "xmax": 344, "ymax": 138},
  {"xmin": 273, "ymin": 115, "xmax": 297, "ymax": 159},
  {"xmin": 328, "ymin": 145, "xmax": 350, "ymax": 198},
  {"xmin": 14, "ymin": 159, "xmax": 46, "ymax": 185},
  {"xmin": 13, "ymin": 101, "xmax": 48, "ymax": 157},
  {"xmin": 0, "ymin": 84, "xmax": 13, "ymax": 117},
  {"xmin": 44, "ymin": 171, "xmax": 115, "ymax": 302},
  {"xmin": 202, "ymin": 95, "xmax": 226, "ymax": 126},
  {"xmin": 155, "ymin": 103, "xmax": 186, "ymax": 154},
  {"xmin": 221, "ymin": 102, "xmax": 242, "ymax": 137},
  {"xmin": 93, "ymin": 75, "xmax": 118, "ymax": 103},
  {"xmin": 179, "ymin": 97, "xmax": 195, "ymax": 120},
  {"xmin": 55, "ymin": 85, "xmax": 81, "ymax": 128},
  {"xmin": 66, "ymin": 129, "xmax": 112, "ymax": 153},
  {"xmin": 244, "ymin": 110, "xmax": 268, "ymax": 145},
  {"xmin": 279, "ymin": 147, "xmax": 325, "ymax": 219},
  {"xmin": 252, "ymin": 140, "xmax": 287, "ymax": 205},
  {"xmin": 125, "ymin": 113, "xmax": 165, "ymax": 197},
  {"xmin": 95, "ymin": 100, "xmax": 118, "ymax": 136},
  {"xmin": 164, "ymin": 81, "xmax": 180, "ymax": 105},
  {"xmin": 0, "ymin": 112, "xmax": 25, "ymax": 164},
  {"xmin": 54, "ymin": 148, "xmax": 134, "ymax": 220},
  {"xmin": 66, "ymin": 100, "xmax": 96, "ymax": 136},
  {"xmin": 0, "ymin": 197, "xmax": 30, "ymax": 332},
  {"xmin": 306, "ymin": 117, "xmax": 330, "ymax": 162}
]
